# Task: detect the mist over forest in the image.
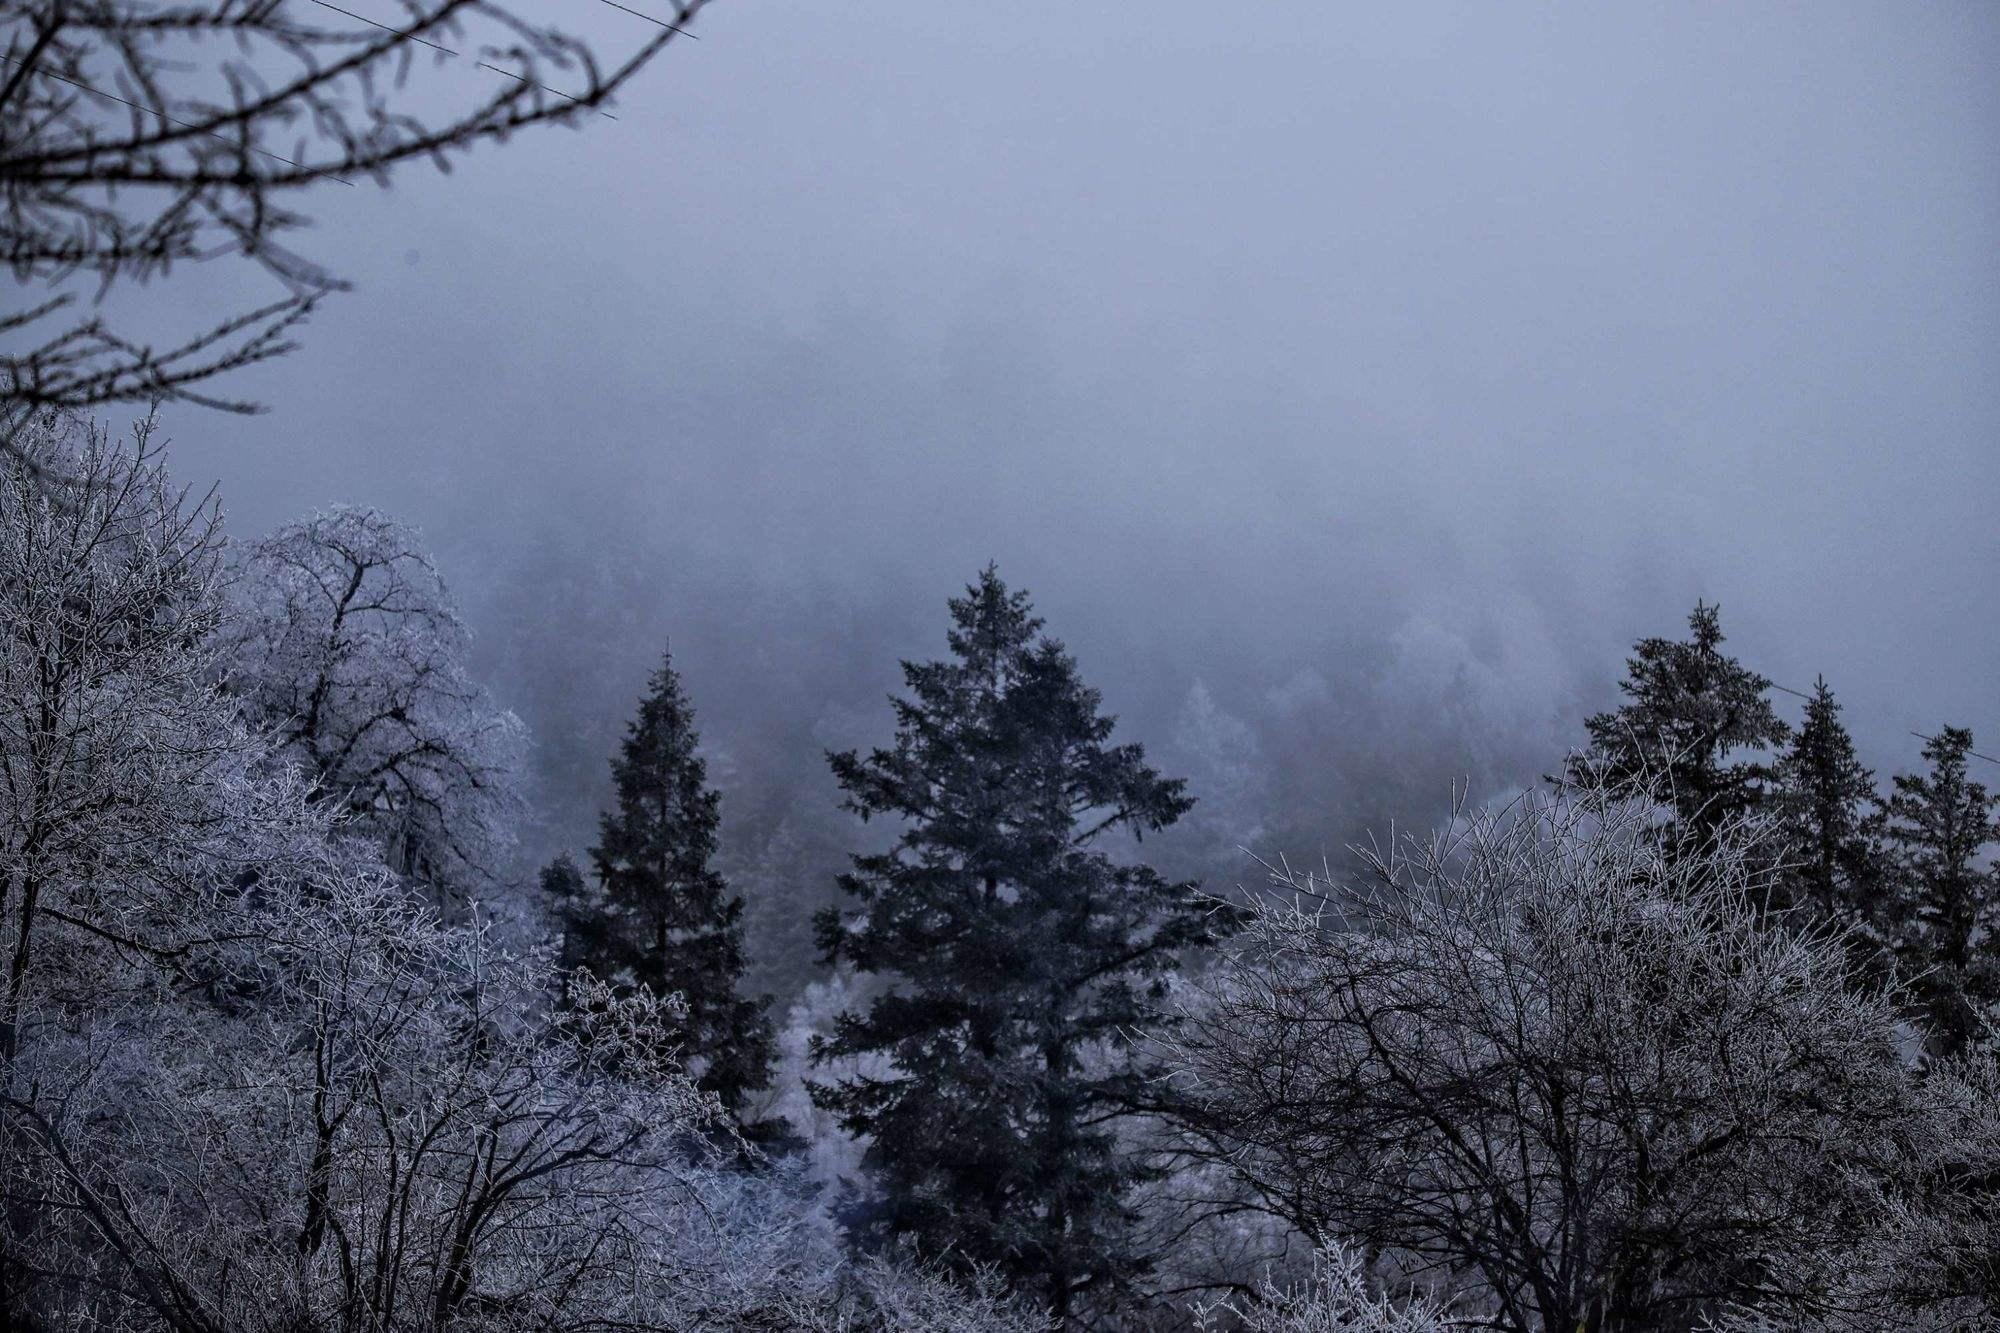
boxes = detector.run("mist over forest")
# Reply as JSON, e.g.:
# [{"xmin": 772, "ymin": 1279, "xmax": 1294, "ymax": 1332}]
[
  {"xmin": 139, "ymin": 1, "xmax": 1997, "ymax": 1000},
  {"xmin": 5, "ymin": 2, "xmax": 1998, "ymax": 1330}
]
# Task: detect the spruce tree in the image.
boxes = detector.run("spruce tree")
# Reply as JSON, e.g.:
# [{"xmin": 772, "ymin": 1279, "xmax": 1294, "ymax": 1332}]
[
  {"xmin": 1771, "ymin": 677, "xmax": 1884, "ymax": 926},
  {"xmin": 588, "ymin": 649, "xmax": 774, "ymax": 1115},
  {"xmin": 810, "ymin": 566, "xmax": 1225, "ymax": 1325},
  {"xmin": 1883, "ymin": 727, "xmax": 2000, "ymax": 1059},
  {"xmin": 1565, "ymin": 600, "xmax": 1789, "ymax": 857}
]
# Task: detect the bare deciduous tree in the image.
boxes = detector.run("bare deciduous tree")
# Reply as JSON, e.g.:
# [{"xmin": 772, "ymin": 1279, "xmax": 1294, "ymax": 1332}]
[
  {"xmin": 220, "ymin": 504, "xmax": 524, "ymax": 902},
  {"xmin": 1163, "ymin": 788, "xmax": 1930, "ymax": 1333}
]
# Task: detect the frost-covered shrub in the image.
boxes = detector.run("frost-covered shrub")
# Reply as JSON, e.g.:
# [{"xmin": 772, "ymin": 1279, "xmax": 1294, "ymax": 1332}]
[{"xmin": 1193, "ymin": 1243, "xmax": 1460, "ymax": 1333}]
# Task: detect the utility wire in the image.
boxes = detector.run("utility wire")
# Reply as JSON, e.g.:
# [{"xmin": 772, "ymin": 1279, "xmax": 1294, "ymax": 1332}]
[
  {"xmin": 587, "ymin": 0, "xmax": 700, "ymax": 38},
  {"xmin": 303, "ymin": 0, "xmax": 620, "ymax": 120},
  {"xmin": 1768, "ymin": 678, "xmax": 2000, "ymax": 767}
]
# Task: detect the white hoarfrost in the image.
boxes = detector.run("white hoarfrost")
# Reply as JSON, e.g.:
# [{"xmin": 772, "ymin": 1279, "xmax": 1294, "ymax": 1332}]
[
  {"xmin": 221, "ymin": 505, "xmax": 526, "ymax": 902},
  {"xmin": 0, "ymin": 420, "xmax": 1046, "ymax": 1333}
]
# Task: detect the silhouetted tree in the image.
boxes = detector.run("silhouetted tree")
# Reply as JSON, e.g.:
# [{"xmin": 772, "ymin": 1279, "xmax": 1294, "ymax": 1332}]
[
  {"xmin": 1771, "ymin": 677, "xmax": 1884, "ymax": 926},
  {"xmin": 589, "ymin": 648, "xmax": 773, "ymax": 1116},
  {"xmin": 1564, "ymin": 600, "xmax": 1788, "ymax": 858},
  {"xmin": 811, "ymin": 566, "xmax": 1226, "ymax": 1326},
  {"xmin": 1883, "ymin": 727, "xmax": 2000, "ymax": 1059}
]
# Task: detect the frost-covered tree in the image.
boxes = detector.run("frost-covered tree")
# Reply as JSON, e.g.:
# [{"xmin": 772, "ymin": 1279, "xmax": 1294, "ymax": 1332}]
[
  {"xmin": 584, "ymin": 648, "xmax": 774, "ymax": 1117},
  {"xmin": 1564, "ymin": 601, "xmax": 1789, "ymax": 858},
  {"xmin": 0, "ymin": 415, "xmax": 333, "ymax": 1321},
  {"xmin": 0, "ymin": 412, "xmax": 252, "ymax": 1060},
  {"xmin": 1162, "ymin": 679, "xmax": 1270, "ymax": 884},
  {"xmin": 221, "ymin": 505, "xmax": 524, "ymax": 902},
  {"xmin": 1881, "ymin": 1052, "xmax": 2000, "ymax": 1327},
  {"xmin": 1704, "ymin": 1051, "xmax": 2000, "ymax": 1333},
  {"xmin": 812, "ymin": 566, "xmax": 1227, "ymax": 1325},
  {"xmin": 1770, "ymin": 677, "xmax": 1885, "ymax": 927},
  {"xmin": 1883, "ymin": 727, "xmax": 2000, "ymax": 1060},
  {"xmin": 1166, "ymin": 785, "xmax": 1927, "ymax": 1333},
  {"xmin": 8, "ymin": 858, "xmax": 704, "ymax": 1333},
  {"xmin": 4, "ymin": 807, "xmax": 1045, "ymax": 1333}
]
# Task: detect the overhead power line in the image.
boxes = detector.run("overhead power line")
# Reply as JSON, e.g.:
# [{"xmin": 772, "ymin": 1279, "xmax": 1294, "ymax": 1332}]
[
  {"xmin": 304, "ymin": 0, "xmax": 624, "ymax": 120},
  {"xmin": 1767, "ymin": 679, "xmax": 2000, "ymax": 767}
]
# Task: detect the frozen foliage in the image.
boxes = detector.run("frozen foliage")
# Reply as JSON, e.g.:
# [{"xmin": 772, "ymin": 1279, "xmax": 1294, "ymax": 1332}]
[
  {"xmin": 0, "ymin": 413, "xmax": 281, "ymax": 1056},
  {"xmin": 221, "ymin": 506, "xmax": 525, "ymax": 901},
  {"xmin": 6, "ymin": 842, "xmax": 1047, "ymax": 1332},
  {"xmin": 1164, "ymin": 785, "xmax": 1932, "ymax": 1331},
  {"xmin": 1193, "ymin": 1244, "xmax": 1462, "ymax": 1333},
  {"xmin": 767, "ymin": 965, "xmax": 889, "ymax": 1189},
  {"xmin": 9, "ymin": 421, "xmax": 2000, "ymax": 1333},
  {"xmin": 1701, "ymin": 1049, "xmax": 2000, "ymax": 1333},
  {"xmin": 1162, "ymin": 681, "xmax": 1270, "ymax": 884},
  {"xmin": 0, "ymin": 428, "xmax": 1044, "ymax": 1333}
]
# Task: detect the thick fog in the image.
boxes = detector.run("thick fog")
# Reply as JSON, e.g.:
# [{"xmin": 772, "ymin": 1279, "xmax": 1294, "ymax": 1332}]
[{"xmin": 152, "ymin": 2, "xmax": 1998, "ymax": 989}]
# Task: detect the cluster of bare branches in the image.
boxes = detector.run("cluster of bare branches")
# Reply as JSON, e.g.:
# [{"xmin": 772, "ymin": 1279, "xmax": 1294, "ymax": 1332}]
[
  {"xmin": 1, "ymin": 0, "xmax": 703, "ymax": 446},
  {"xmin": 1159, "ymin": 786, "xmax": 1989, "ymax": 1332},
  {"xmin": 219, "ymin": 504, "xmax": 526, "ymax": 903}
]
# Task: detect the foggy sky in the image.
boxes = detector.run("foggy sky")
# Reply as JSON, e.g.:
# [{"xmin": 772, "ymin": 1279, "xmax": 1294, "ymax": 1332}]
[{"xmin": 156, "ymin": 2, "xmax": 1999, "ymax": 882}]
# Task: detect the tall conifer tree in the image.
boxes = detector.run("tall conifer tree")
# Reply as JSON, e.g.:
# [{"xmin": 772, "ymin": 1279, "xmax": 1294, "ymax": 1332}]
[
  {"xmin": 587, "ymin": 649, "xmax": 774, "ymax": 1114},
  {"xmin": 1771, "ymin": 677, "xmax": 1883, "ymax": 925},
  {"xmin": 1565, "ymin": 600, "xmax": 1789, "ymax": 857},
  {"xmin": 810, "ymin": 567, "xmax": 1225, "ymax": 1325},
  {"xmin": 1883, "ymin": 727, "xmax": 2000, "ymax": 1059}
]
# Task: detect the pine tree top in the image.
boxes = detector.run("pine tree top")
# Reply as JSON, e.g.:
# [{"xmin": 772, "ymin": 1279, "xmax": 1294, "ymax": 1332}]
[
  {"xmin": 580, "ymin": 644, "xmax": 774, "ymax": 1114},
  {"xmin": 1782, "ymin": 677, "xmax": 1873, "ymax": 796},
  {"xmin": 1886, "ymin": 727, "xmax": 1998, "ymax": 866},
  {"xmin": 832, "ymin": 564, "xmax": 1193, "ymax": 847},
  {"xmin": 811, "ymin": 567, "xmax": 1222, "ymax": 1316},
  {"xmin": 1568, "ymin": 600, "xmax": 1789, "ymax": 845},
  {"xmin": 596, "ymin": 646, "xmax": 723, "ymax": 880}
]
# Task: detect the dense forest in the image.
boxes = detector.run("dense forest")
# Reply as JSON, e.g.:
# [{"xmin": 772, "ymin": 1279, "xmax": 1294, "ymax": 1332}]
[{"xmin": 2, "ymin": 410, "xmax": 1996, "ymax": 1332}]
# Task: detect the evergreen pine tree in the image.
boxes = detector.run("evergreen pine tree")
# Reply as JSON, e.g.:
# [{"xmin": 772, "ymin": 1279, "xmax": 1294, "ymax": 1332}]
[
  {"xmin": 1883, "ymin": 727, "xmax": 2000, "ymax": 1059},
  {"xmin": 1564, "ymin": 600, "xmax": 1789, "ymax": 857},
  {"xmin": 809, "ymin": 566, "xmax": 1226, "ymax": 1325},
  {"xmin": 589, "ymin": 649, "xmax": 774, "ymax": 1115},
  {"xmin": 1771, "ymin": 677, "xmax": 1884, "ymax": 925}
]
